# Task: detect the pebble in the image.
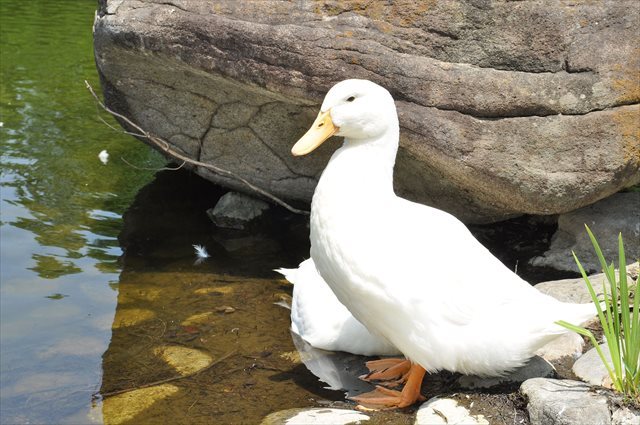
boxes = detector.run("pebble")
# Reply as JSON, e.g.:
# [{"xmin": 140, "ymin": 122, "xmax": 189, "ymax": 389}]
[{"xmin": 415, "ymin": 397, "xmax": 488, "ymax": 424}]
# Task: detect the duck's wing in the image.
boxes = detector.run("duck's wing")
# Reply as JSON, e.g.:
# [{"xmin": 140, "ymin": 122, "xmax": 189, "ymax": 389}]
[{"xmin": 279, "ymin": 259, "xmax": 399, "ymax": 356}]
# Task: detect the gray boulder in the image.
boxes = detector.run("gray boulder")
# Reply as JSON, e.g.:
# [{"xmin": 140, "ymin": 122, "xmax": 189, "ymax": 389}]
[
  {"xmin": 530, "ymin": 193, "xmax": 640, "ymax": 273},
  {"xmin": 94, "ymin": 0, "xmax": 640, "ymax": 223}
]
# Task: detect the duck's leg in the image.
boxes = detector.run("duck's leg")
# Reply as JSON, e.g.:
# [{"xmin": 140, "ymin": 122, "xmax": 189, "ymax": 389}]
[
  {"xmin": 350, "ymin": 362, "xmax": 426, "ymax": 410},
  {"xmin": 360, "ymin": 358, "xmax": 411, "ymax": 387}
]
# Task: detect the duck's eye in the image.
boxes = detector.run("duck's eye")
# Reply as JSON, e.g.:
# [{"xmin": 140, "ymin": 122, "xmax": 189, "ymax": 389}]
[{"xmin": 346, "ymin": 96, "xmax": 356, "ymax": 102}]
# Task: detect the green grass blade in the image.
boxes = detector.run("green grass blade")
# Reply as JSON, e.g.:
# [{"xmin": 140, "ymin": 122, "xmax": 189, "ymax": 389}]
[
  {"xmin": 618, "ymin": 235, "xmax": 631, "ymax": 368},
  {"xmin": 573, "ymin": 252, "xmax": 606, "ymax": 322}
]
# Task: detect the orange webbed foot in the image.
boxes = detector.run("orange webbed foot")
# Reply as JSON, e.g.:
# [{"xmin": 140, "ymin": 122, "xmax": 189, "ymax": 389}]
[
  {"xmin": 359, "ymin": 358, "xmax": 411, "ymax": 387},
  {"xmin": 351, "ymin": 363, "xmax": 426, "ymax": 410}
]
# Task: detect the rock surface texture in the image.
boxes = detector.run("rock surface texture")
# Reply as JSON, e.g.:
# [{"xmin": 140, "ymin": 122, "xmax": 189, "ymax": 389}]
[
  {"xmin": 530, "ymin": 192, "xmax": 640, "ymax": 273},
  {"xmin": 521, "ymin": 378, "xmax": 612, "ymax": 425},
  {"xmin": 94, "ymin": 0, "xmax": 640, "ymax": 223}
]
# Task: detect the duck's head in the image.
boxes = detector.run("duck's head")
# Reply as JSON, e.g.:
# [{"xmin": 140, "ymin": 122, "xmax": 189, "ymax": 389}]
[{"xmin": 291, "ymin": 79, "xmax": 397, "ymax": 156}]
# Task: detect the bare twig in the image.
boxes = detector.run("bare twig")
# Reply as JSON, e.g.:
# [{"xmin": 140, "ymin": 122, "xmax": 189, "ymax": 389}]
[
  {"xmin": 98, "ymin": 347, "xmax": 238, "ymax": 398},
  {"xmin": 120, "ymin": 156, "xmax": 186, "ymax": 171},
  {"xmin": 85, "ymin": 80, "xmax": 309, "ymax": 215}
]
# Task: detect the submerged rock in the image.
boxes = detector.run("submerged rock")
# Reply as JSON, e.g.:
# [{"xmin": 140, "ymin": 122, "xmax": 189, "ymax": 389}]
[
  {"xmin": 521, "ymin": 378, "xmax": 611, "ymax": 425},
  {"xmin": 102, "ymin": 384, "xmax": 179, "ymax": 425},
  {"xmin": 207, "ymin": 191, "xmax": 270, "ymax": 230},
  {"xmin": 154, "ymin": 345, "xmax": 213, "ymax": 376},
  {"xmin": 415, "ymin": 397, "xmax": 488, "ymax": 425},
  {"xmin": 94, "ymin": 0, "xmax": 640, "ymax": 223},
  {"xmin": 530, "ymin": 192, "xmax": 640, "ymax": 273}
]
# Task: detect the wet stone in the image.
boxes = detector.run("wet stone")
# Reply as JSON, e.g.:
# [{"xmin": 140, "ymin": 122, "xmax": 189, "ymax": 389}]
[
  {"xmin": 458, "ymin": 356, "xmax": 554, "ymax": 389},
  {"xmin": 415, "ymin": 397, "xmax": 489, "ymax": 425},
  {"xmin": 260, "ymin": 408, "xmax": 370, "ymax": 425},
  {"xmin": 102, "ymin": 384, "xmax": 180, "ymax": 425},
  {"xmin": 520, "ymin": 378, "xmax": 611, "ymax": 425},
  {"xmin": 154, "ymin": 345, "xmax": 213, "ymax": 376}
]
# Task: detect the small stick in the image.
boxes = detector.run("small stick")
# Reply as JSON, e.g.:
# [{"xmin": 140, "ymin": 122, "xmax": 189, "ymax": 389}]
[
  {"xmin": 85, "ymin": 81, "xmax": 309, "ymax": 216},
  {"xmin": 98, "ymin": 348, "xmax": 238, "ymax": 398}
]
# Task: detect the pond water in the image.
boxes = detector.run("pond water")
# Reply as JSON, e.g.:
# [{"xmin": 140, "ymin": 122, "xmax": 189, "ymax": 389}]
[
  {"xmin": 0, "ymin": 2, "xmax": 383, "ymax": 423},
  {"xmin": 1, "ymin": 1, "xmax": 579, "ymax": 424}
]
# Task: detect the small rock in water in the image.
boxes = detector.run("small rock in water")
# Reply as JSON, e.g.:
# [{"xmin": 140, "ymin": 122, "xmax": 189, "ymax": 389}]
[
  {"xmin": 458, "ymin": 356, "xmax": 554, "ymax": 389},
  {"xmin": 572, "ymin": 344, "xmax": 613, "ymax": 388},
  {"xmin": 260, "ymin": 408, "xmax": 369, "ymax": 425},
  {"xmin": 215, "ymin": 305, "xmax": 235, "ymax": 314},
  {"xmin": 520, "ymin": 378, "xmax": 611, "ymax": 425},
  {"xmin": 415, "ymin": 397, "xmax": 489, "ymax": 425},
  {"xmin": 207, "ymin": 191, "xmax": 269, "ymax": 230},
  {"xmin": 154, "ymin": 345, "xmax": 213, "ymax": 376},
  {"xmin": 102, "ymin": 384, "xmax": 179, "ymax": 425}
]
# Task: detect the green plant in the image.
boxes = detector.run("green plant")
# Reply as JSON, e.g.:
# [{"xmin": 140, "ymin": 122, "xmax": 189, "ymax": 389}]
[{"xmin": 557, "ymin": 225, "xmax": 639, "ymax": 400}]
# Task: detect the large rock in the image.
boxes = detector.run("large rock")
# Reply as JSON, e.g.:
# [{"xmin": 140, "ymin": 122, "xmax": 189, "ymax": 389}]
[
  {"xmin": 94, "ymin": 0, "xmax": 640, "ymax": 223},
  {"xmin": 530, "ymin": 192, "xmax": 640, "ymax": 273}
]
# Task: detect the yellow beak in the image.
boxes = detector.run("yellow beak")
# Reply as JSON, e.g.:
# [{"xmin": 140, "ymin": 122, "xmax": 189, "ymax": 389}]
[{"xmin": 291, "ymin": 109, "xmax": 338, "ymax": 156}]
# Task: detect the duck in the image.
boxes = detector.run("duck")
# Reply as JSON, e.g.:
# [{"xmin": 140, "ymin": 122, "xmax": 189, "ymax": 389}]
[
  {"xmin": 290, "ymin": 79, "xmax": 597, "ymax": 409},
  {"xmin": 276, "ymin": 258, "xmax": 400, "ymax": 356}
]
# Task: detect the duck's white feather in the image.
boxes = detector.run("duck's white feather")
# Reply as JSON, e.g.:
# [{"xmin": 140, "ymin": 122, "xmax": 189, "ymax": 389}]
[
  {"xmin": 276, "ymin": 259, "xmax": 399, "ymax": 356},
  {"xmin": 307, "ymin": 79, "xmax": 596, "ymax": 377}
]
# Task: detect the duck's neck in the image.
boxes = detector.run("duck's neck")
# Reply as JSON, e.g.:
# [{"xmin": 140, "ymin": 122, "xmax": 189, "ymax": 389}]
[{"xmin": 314, "ymin": 130, "xmax": 399, "ymax": 206}]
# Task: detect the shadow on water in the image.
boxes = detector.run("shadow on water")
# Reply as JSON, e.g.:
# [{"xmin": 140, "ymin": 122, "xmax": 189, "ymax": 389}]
[{"xmin": 98, "ymin": 169, "xmax": 354, "ymax": 424}]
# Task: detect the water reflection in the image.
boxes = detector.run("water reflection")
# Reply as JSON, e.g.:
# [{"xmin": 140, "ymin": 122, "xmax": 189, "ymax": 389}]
[{"xmin": 0, "ymin": 0, "xmax": 162, "ymax": 423}]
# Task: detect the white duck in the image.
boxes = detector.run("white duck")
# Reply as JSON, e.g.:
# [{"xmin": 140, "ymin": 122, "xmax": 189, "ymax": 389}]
[
  {"xmin": 276, "ymin": 258, "xmax": 400, "ymax": 356},
  {"xmin": 291, "ymin": 79, "xmax": 596, "ymax": 409}
]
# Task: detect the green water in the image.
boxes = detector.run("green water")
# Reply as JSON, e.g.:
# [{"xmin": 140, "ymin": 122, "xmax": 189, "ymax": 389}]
[{"xmin": 0, "ymin": 0, "xmax": 163, "ymax": 422}]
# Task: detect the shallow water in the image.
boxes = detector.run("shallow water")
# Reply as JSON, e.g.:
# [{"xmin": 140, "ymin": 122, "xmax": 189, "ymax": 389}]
[{"xmin": 0, "ymin": 2, "xmax": 382, "ymax": 423}]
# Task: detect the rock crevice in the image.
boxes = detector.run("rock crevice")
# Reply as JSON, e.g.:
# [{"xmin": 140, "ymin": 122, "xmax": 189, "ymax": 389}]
[{"xmin": 94, "ymin": 0, "xmax": 639, "ymax": 222}]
